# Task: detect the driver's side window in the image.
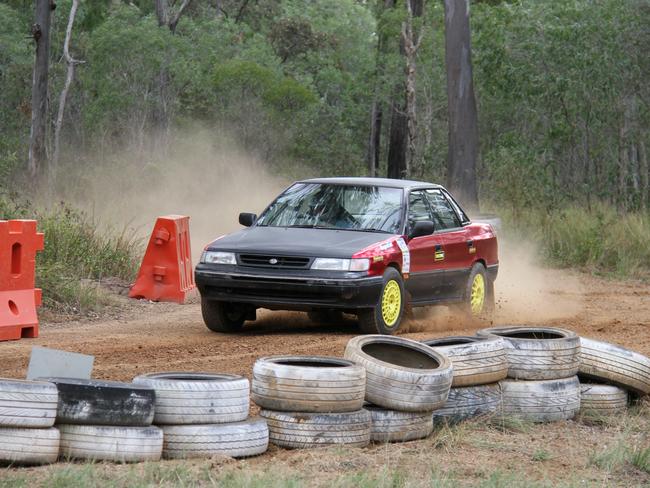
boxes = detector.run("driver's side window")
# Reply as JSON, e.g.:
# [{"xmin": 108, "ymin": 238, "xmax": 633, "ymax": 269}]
[{"xmin": 408, "ymin": 191, "xmax": 432, "ymax": 233}]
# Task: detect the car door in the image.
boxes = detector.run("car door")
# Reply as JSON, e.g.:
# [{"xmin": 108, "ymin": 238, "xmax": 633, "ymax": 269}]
[
  {"xmin": 404, "ymin": 190, "xmax": 447, "ymax": 303},
  {"xmin": 423, "ymin": 189, "xmax": 472, "ymax": 300}
]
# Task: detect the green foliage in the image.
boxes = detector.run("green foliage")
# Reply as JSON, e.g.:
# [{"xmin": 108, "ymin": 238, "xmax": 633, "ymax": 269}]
[{"xmin": 0, "ymin": 195, "xmax": 141, "ymax": 312}]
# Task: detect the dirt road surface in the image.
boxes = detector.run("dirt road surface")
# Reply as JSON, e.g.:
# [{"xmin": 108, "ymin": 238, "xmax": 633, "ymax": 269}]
[{"xmin": 1, "ymin": 255, "xmax": 649, "ymax": 486}]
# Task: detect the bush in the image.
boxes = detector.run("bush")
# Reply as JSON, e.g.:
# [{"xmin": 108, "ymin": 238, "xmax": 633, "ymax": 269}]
[{"xmin": 0, "ymin": 195, "xmax": 141, "ymax": 312}]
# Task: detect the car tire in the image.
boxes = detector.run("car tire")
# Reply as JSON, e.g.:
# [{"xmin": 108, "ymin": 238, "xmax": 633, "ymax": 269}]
[
  {"xmin": 201, "ymin": 298, "xmax": 247, "ymax": 333},
  {"xmin": 578, "ymin": 337, "xmax": 650, "ymax": 395},
  {"xmin": 132, "ymin": 372, "xmax": 249, "ymax": 425},
  {"xmin": 162, "ymin": 418, "xmax": 269, "ymax": 459},
  {"xmin": 453, "ymin": 262, "xmax": 494, "ymax": 322},
  {"xmin": 251, "ymin": 356, "xmax": 365, "ymax": 413},
  {"xmin": 499, "ymin": 376, "xmax": 581, "ymax": 423},
  {"xmin": 422, "ymin": 336, "xmax": 508, "ymax": 387},
  {"xmin": 58, "ymin": 424, "xmax": 163, "ymax": 462},
  {"xmin": 39, "ymin": 378, "xmax": 155, "ymax": 427},
  {"xmin": 476, "ymin": 326, "xmax": 580, "ymax": 380},
  {"xmin": 344, "ymin": 335, "xmax": 453, "ymax": 412},
  {"xmin": 366, "ymin": 405, "xmax": 433, "ymax": 443},
  {"xmin": 307, "ymin": 310, "xmax": 344, "ymax": 325},
  {"xmin": 358, "ymin": 267, "xmax": 405, "ymax": 335},
  {"xmin": 0, "ymin": 427, "xmax": 60, "ymax": 465},
  {"xmin": 260, "ymin": 409, "xmax": 371, "ymax": 449},
  {"xmin": 431, "ymin": 383, "xmax": 502, "ymax": 424},
  {"xmin": 579, "ymin": 383, "xmax": 628, "ymax": 417},
  {"xmin": 0, "ymin": 379, "xmax": 58, "ymax": 428}
]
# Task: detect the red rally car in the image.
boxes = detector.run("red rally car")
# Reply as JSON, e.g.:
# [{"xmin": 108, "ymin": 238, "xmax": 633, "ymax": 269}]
[{"xmin": 194, "ymin": 177, "xmax": 498, "ymax": 335}]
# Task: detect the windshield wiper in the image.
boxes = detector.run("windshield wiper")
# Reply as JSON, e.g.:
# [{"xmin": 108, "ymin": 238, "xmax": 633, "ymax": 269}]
[{"xmin": 353, "ymin": 228, "xmax": 393, "ymax": 234}]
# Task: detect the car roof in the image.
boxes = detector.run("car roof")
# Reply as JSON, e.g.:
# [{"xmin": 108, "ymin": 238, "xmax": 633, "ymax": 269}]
[{"xmin": 298, "ymin": 177, "xmax": 443, "ymax": 191}]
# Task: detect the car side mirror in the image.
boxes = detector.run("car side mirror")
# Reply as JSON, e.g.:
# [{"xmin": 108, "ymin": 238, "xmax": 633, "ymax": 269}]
[
  {"xmin": 239, "ymin": 212, "xmax": 257, "ymax": 227},
  {"xmin": 408, "ymin": 220, "xmax": 434, "ymax": 239}
]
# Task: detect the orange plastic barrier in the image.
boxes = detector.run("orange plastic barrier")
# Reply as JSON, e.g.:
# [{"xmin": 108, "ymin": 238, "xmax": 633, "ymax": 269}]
[
  {"xmin": 129, "ymin": 215, "xmax": 195, "ymax": 303},
  {"xmin": 0, "ymin": 220, "xmax": 44, "ymax": 341}
]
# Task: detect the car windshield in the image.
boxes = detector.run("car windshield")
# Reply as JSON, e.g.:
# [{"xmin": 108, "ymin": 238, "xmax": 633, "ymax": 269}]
[{"xmin": 256, "ymin": 183, "xmax": 403, "ymax": 233}]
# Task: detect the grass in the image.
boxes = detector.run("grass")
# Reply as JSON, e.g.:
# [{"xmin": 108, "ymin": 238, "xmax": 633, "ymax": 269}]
[
  {"xmin": 498, "ymin": 203, "xmax": 650, "ymax": 279},
  {"xmin": 0, "ymin": 193, "xmax": 142, "ymax": 313}
]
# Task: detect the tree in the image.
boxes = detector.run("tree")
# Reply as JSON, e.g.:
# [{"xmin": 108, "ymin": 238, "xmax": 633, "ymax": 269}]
[
  {"xmin": 155, "ymin": 0, "xmax": 193, "ymax": 33},
  {"xmin": 52, "ymin": 0, "xmax": 83, "ymax": 182},
  {"xmin": 28, "ymin": 0, "xmax": 55, "ymax": 179},
  {"xmin": 444, "ymin": 0, "xmax": 479, "ymax": 210}
]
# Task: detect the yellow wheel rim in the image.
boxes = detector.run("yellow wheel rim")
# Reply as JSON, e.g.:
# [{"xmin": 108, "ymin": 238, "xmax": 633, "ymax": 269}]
[
  {"xmin": 470, "ymin": 273, "xmax": 486, "ymax": 316},
  {"xmin": 381, "ymin": 280, "xmax": 401, "ymax": 327}
]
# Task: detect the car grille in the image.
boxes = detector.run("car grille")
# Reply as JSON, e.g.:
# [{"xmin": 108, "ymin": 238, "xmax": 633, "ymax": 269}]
[{"xmin": 238, "ymin": 254, "xmax": 311, "ymax": 269}]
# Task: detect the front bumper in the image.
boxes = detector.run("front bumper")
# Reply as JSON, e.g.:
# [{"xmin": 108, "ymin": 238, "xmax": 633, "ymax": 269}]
[{"xmin": 195, "ymin": 264, "xmax": 384, "ymax": 311}]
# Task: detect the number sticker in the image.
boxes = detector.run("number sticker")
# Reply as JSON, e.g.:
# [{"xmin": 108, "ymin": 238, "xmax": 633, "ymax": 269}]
[{"xmin": 395, "ymin": 238, "xmax": 410, "ymax": 274}]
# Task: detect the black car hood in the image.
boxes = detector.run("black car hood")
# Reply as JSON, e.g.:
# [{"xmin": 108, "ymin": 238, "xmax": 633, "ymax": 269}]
[{"xmin": 207, "ymin": 226, "xmax": 396, "ymax": 258}]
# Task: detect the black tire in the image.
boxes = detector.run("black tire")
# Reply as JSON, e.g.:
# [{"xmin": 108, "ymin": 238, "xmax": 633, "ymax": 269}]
[
  {"xmin": 358, "ymin": 267, "xmax": 405, "ymax": 335},
  {"xmin": 453, "ymin": 262, "xmax": 493, "ymax": 322},
  {"xmin": 499, "ymin": 376, "xmax": 581, "ymax": 423},
  {"xmin": 432, "ymin": 383, "xmax": 502, "ymax": 424},
  {"xmin": 366, "ymin": 405, "xmax": 433, "ymax": 443},
  {"xmin": 201, "ymin": 298, "xmax": 247, "ymax": 333},
  {"xmin": 307, "ymin": 310, "xmax": 344, "ymax": 325},
  {"xmin": 39, "ymin": 378, "xmax": 155, "ymax": 427}
]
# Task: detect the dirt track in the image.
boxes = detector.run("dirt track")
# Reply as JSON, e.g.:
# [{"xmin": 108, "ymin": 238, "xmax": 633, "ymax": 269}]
[{"xmin": 1, "ymin": 256, "xmax": 650, "ymax": 486}]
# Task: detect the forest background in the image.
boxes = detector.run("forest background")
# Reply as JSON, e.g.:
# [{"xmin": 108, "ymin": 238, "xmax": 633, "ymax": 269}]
[{"xmin": 0, "ymin": 0, "xmax": 648, "ymax": 310}]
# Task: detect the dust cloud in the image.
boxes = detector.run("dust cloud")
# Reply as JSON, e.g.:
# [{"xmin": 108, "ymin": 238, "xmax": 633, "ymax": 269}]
[{"xmin": 59, "ymin": 128, "xmax": 291, "ymax": 261}]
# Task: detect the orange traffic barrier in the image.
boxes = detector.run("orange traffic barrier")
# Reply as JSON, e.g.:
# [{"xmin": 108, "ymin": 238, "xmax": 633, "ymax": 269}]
[
  {"xmin": 129, "ymin": 215, "xmax": 195, "ymax": 303},
  {"xmin": 0, "ymin": 219, "xmax": 44, "ymax": 341}
]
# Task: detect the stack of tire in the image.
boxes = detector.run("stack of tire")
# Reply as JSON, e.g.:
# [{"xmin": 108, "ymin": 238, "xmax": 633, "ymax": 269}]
[
  {"xmin": 422, "ymin": 336, "xmax": 508, "ymax": 424},
  {"xmin": 475, "ymin": 326, "xmax": 582, "ymax": 422},
  {"xmin": 133, "ymin": 372, "xmax": 268, "ymax": 459},
  {"xmin": 252, "ymin": 356, "xmax": 372, "ymax": 448},
  {"xmin": 0, "ymin": 378, "xmax": 59, "ymax": 465},
  {"xmin": 43, "ymin": 378, "xmax": 163, "ymax": 463},
  {"xmin": 577, "ymin": 337, "xmax": 650, "ymax": 417},
  {"xmin": 344, "ymin": 335, "xmax": 453, "ymax": 443}
]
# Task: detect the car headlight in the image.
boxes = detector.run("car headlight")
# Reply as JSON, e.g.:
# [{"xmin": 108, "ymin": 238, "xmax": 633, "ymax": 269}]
[
  {"xmin": 311, "ymin": 258, "xmax": 370, "ymax": 271},
  {"xmin": 201, "ymin": 251, "xmax": 236, "ymax": 265}
]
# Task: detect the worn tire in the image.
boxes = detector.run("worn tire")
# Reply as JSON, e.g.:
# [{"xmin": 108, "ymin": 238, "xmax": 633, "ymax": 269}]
[
  {"xmin": 260, "ymin": 409, "xmax": 371, "ymax": 449},
  {"xmin": 132, "ymin": 372, "xmax": 249, "ymax": 425},
  {"xmin": 432, "ymin": 383, "xmax": 502, "ymax": 424},
  {"xmin": 39, "ymin": 377, "xmax": 155, "ymax": 427},
  {"xmin": 422, "ymin": 336, "xmax": 508, "ymax": 387},
  {"xmin": 0, "ymin": 378, "xmax": 58, "ymax": 428},
  {"xmin": 252, "ymin": 356, "xmax": 365, "ymax": 412},
  {"xmin": 579, "ymin": 337, "xmax": 650, "ymax": 395},
  {"xmin": 579, "ymin": 383, "xmax": 628, "ymax": 416},
  {"xmin": 201, "ymin": 298, "xmax": 246, "ymax": 333},
  {"xmin": 476, "ymin": 326, "xmax": 580, "ymax": 380},
  {"xmin": 358, "ymin": 267, "xmax": 406, "ymax": 335},
  {"xmin": 58, "ymin": 424, "xmax": 163, "ymax": 462},
  {"xmin": 499, "ymin": 376, "xmax": 581, "ymax": 422},
  {"xmin": 366, "ymin": 405, "xmax": 433, "ymax": 442},
  {"xmin": 162, "ymin": 417, "xmax": 269, "ymax": 459},
  {"xmin": 0, "ymin": 427, "xmax": 60, "ymax": 465},
  {"xmin": 344, "ymin": 335, "xmax": 453, "ymax": 412}
]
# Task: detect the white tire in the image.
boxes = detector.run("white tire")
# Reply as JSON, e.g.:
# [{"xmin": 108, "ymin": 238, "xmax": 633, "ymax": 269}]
[
  {"xmin": 162, "ymin": 417, "xmax": 269, "ymax": 459},
  {"xmin": 422, "ymin": 336, "xmax": 508, "ymax": 386},
  {"xmin": 579, "ymin": 337, "xmax": 650, "ymax": 395},
  {"xmin": 366, "ymin": 405, "xmax": 433, "ymax": 442},
  {"xmin": 58, "ymin": 424, "xmax": 163, "ymax": 462},
  {"xmin": 432, "ymin": 383, "xmax": 502, "ymax": 424},
  {"xmin": 344, "ymin": 335, "xmax": 453, "ymax": 412},
  {"xmin": 252, "ymin": 356, "xmax": 365, "ymax": 413},
  {"xmin": 132, "ymin": 372, "xmax": 249, "ymax": 425},
  {"xmin": 499, "ymin": 376, "xmax": 581, "ymax": 422},
  {"xmin": 579, "ymin": 383, "xmax": 628, "ymax": 416},
  {"xmin": 0, "ymin": 378, "xmax": 58, "ymax": 428},
  {"xmin": 0, "ymin": 427, "xmax": 59, "ymax": 465},
  {"xmin": 260, "ymin": 409, "xmax": 371, "ymax": 449},
  {"xmin": 477, "ymin": 326, "xmax": 580, "ymax": 380}
]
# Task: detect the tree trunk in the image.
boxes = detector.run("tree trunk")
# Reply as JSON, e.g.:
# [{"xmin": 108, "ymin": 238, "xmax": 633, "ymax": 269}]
[
  {"xmin": 52, "ymin": 0, "xmax": 82, "ymax": 183},
  {"xmin": 28, "ymin": 0, "xmax": 54, "ymax": 179},
  {"xmin": 367, "ymin": 100, "xmax": 382, "ymax": 177},
  {"xmin": 444, "ymin": 0, "xmax": 479, "ymax": 211},
  {"xmin": 639, "ymin": 138, "xmax": 648, "ymax": 210}
]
